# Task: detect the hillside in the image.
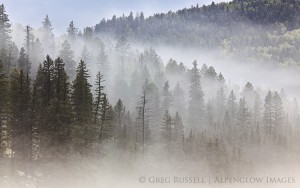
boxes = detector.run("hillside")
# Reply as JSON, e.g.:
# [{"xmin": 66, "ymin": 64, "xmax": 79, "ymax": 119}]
[{"xmin": 94, "ymin": 0, "xmax": 300, "ymax": 66}]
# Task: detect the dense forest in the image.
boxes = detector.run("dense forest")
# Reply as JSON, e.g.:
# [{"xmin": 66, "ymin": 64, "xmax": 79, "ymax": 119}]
[
  {"xmin": 0, "ymin": 1, "xmax": 300, "ymax": 188},
  {"xmin": 94, "ymin": 0, "xmax": 300, "ymax": 67}
]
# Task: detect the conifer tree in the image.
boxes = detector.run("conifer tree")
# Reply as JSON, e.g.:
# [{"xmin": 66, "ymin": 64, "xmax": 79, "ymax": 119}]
[
  {"xmin": 99, "ymin": 94, "xmax": 114, "ymax": 140},
  {"xmin": 264, "ymin": 91, "xmax": 274, "ymax": 133},
  {"xmin": 24, "ymin": 25, "xmax": 34, "ymax": 56},
  {"xmin": 59, "ymin": 40, "xmax": 76, "ymax": 80},
  {"xmin": 161, "ymin": 110, "xmax": 172, "ymax": 152},
  {"xmin": 0, "ymin": 60, "xmax": 8, "ymax": 156},
  {"xmin": 18, "ymin": 47, "xmax": 31, "ymax": 75},
  {"xmin": 72, "ymin": 60, "xmax": 93, "ymax": 124},
  {"xmin": 42, "ymin": 57, "xmax": 73, "ymax": 157},
  {"xmin": 227, "ymin": 90, "xmax": 237, "ymax": 126},
  {"xmin": 273, "ymin": 92, "xmax": 284, "ymax": 133},
  {"xmin": 237, "ymin": 98, "xmax": 250, "ymax": 134},
  {"xmin": 0, "ymin": 4, "xmax": 11, "ymax": 49},
  {"xmin": 188, "ymin": 60, "xmax": 205, "ymax": 128},
  {"xmin": 42, "ymin": 55, "xmax": 54, "ymax": 104},
  {"xmin": 173, "ymin": 112, "xmax": 184, "ymax": 143},
  {"xmin": 97, "ymin": 42, "xmax": 109, "ymax": 76},
  {"xmin": 93, "ymin": 71, "xmax": 105, "ymax": 124},
  {"xmin": 42, "ymin": 15, "xmax": 53, "ymax": 32},
  {"xmin": 9, "ymin": 69, "xmax": 32, "ymax": 160},
  {"xmin": 67, "ymin": 21, "xmax": 78, "ymax": 40},
  {"xmin": 162, "ymin": 81, "xmax": 173, "ymax": 112},
  {"xmin": 173, "ymin": 82, "xmax": 186, "ymax": 117},
  {"xmin": 72, "ymin": 60, "xmax": 93, "ymax": 154},
  {"xmin": 114, "ymin": 99, "xmax": 126, "ymax": 133}
]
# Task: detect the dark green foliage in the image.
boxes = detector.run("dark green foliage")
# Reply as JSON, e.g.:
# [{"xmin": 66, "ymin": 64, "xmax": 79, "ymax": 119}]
[
  {"xmin": 18, "ymin": 47, "xmax": 31, "ymax": 75},
  {"xmin": 93, "ymin": 71, "xmax": 104, "ymax": 124},
  {"xmin": 72, "ymin": 60, "xmax": 93, "ymax": 124},
  {"xmin": 99, "ymin": 94, "xmax": 114, "ymax": 140},
  {"xmin": 0, "ymin": 4, "xmax": 11, "ymax": 49},
  {"xmin": 9, "ymin": 69, "xmax": 32, "ymax": 160}
]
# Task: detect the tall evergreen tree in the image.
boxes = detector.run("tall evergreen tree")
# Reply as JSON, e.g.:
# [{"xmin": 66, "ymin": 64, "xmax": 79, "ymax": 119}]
[
  {"xmin": 72, "ymin": 60, "xmax": 93, "ymax": 124},
  {"xmin": 161, "ymin": 110, "xmax": 172, "ymax": 153},
  {"xmin": 67, "ymin": 21, "xmax": 78, "ymax": 40},
  {"xmin": 42, "ymin": 15, "xmax": 53, "ymax": 32},
  {"xmin": 99, "ymin": 94, "xmax": 114, "ymax": 141},
  {"xmin": 161, "ymin": 81, "xmax": 173, "ymax": 112},
  {"xmin": 24, "ymin": 25, "xmax": 34, "ymax": 56},
  {"xmin": 0, "ymin": 60, "xmax": 8, "ymax": 156},
  {"xmin": 0, "ymin": 4, "xmax": 11, "ymax": 49},
  {"xmin": 72, "ymin": 60, "xmax": 93, "ymax": 154},
  {"xmin": 97, "ymin": 42, "xmax": 109, "ymax": 76},
  {"xmin": 237, "ymin": 98, "xmax": 250, "ymax": 135},
  {"xmin": 59, "ymin": 40, "xmax": 76, "ymax": 80},
  {"xmin": 9, "ymin": 69, "xmax": 32, "ymax": 160},
  {"xmin": 93, "ymin": 71, "xmax": 105, "ymax": 124},
  {"xmin": 188, "ymin": 60, "xmax": 205, "ymax": 128},
  {"xmin": 273, "ymin": 92, "xmax": 284, "ymax": 133},
  {"xmin": 18, "ymin": 47, "xmax": 31, "ymax": 75},
  {"xmin": 42, "ymin": 55, "xmax": 54, "ymax": 104},
  {"xmin": 114, "ymin": 99, "xmax": 126, "ymax": 135},
  {"xmin": 227, "ymin": 90, "xmax": 237, "ymax": 126},
  {"xmin": 264, "ymin": 91, "xmax": 274, "ymax": 133},
  {"xmin": 173, "ymin": 112, "xmax": 184, "ymax": 143}
]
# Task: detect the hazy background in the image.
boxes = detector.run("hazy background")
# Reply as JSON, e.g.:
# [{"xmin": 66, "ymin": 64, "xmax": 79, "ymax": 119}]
[{"xmin": 2, "ymin": 0, "xmax": 225, "ymax": 34}]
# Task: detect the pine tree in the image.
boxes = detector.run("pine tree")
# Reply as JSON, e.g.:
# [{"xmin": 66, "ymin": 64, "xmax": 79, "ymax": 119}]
[
  {"xmin": 42, "ymin": 55, "xmax": 54, "ymax": 104},
  {"xmin": 115, "ymin": 36, "xmax": 130, "ymax": 74},
  {"xmin": 188, "ymin": 60, "xmax": 205, "ymax": 128},
  {"xmin": 0, "ymin": 60, "xmax": 8, "ymax": 156},
  {"xmin": 237, "ymin": 98, "xmax": 250, "ymax": 135},
  {"xmin": 72, "ymin": 60, "xmax": 93, "ymax": 124},
  {"xmin": 53, "ymin": 57, "xmax": 69, "ymax": 101},
  {"xmin": 205, "ymin": 66, "xmax": 217, "ymax": 80},
  {"xmin": 0, "ymin": 4, "xmax": 11, "ymax": 49},
  {"xmin": 80, "ymin": 46, "xmax": 90, "ymax": 64},
  {"xmin": 42, "ymin": 57, "xmax": 73, "ymax": 158},
  {"xmin": 161, "ymin": 110, "xmax": 172, "ymax": 153},
  {"xmin": 216, "ymin": 87, "xmax": 226, "ymax": 122},
  {"xmin": 161, "ymin": 81, "xmax": 173, "ymax": 112},
  {"xmin": 253, "ymin": 93, "xmax": 262, "ymax": 126},
  {"xmin": 97, "ymin": 42, "xmax": 109, "ymax": 76},
  {"xmin": 18, "ymin": 47, "xmax": 31, "ymax": 75},
  {"xmin": 264, "ymin": 91, "xmax": 274, "ymax": 134},
  {"xmin": 42, "ymin": 15, "xmax": 53, "ymax": 32},
  {"xmin": 9, "ymin": 69, "xmax": 32, "ymax": 160},
  {"xmin": 273, "ymin": 92, "xmax": 284, "ymax": 134},
  {"xmin": 41, "ymin": 15, "xmax": 54, "ymax": 57},
  {"xmin": 24, "ymin": 25, "xmax": 34, "ymax": 56},
  {"xmin": 93, "ymin": 71, "xmax": 105, "ymax": 124},
  {"xmin": 114, "ymin": 99, "xmax": 126, "ymax": 133},
  {"xmin": 173, "ymin": 82, "xmax": 186, "ymax": 117},
  {"xmin": 0, "ymin": 47, "xmax": 12, "ymax": 74},
  {"xmin": 173, "ymin": 112, "xmax": 184, "ymax": 143},
  {"xmin": 67, "ymin": 21, "xmax": 78, "ymax": 40},
  {"xmin": 72, "ymin": 60, "xmax": 93, "ymax": 154},
  {"xmin": 0, "ymin": 60, "xmax": 7, "ymax": 109},
  {"xmin": 59, "ymin": 40, "xmax": 76, "ymax": 80},
  {"xmin": 99, "ymin": 94, "xmax": 114, "ymax": 140},
  {"xmin": 227, "ymin": 90, "xmax": 238, "ymax": 126}
]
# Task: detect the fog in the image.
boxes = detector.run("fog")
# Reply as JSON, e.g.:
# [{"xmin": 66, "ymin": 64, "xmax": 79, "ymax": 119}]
[{"xmin": 1, "ymin": 1, "xmax": 300, "ymax": 188}]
